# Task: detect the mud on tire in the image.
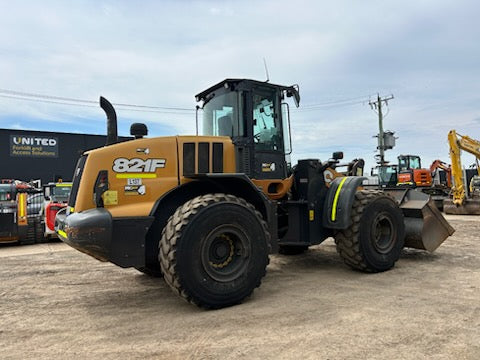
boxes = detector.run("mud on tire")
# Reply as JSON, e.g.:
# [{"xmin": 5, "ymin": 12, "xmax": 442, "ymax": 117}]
[
  {"xmin": 334, "ymin": 190, "xmax": 405, "ymax": 272},
  {"xmin": 159, "ymin": 193, "xmax": 270, "ymax": 309}
]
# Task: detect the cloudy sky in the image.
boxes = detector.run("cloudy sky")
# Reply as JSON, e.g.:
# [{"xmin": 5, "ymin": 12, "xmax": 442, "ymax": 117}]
[{"xmin": 1, "ymin": 0, "xmax": 479, "ymax": 171}]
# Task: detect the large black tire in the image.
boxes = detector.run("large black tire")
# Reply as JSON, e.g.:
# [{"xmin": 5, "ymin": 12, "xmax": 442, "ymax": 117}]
[
  {"xmin": 20, "ymin": 223, "xmax": 36, "ymax": 245},
  {"xmin": 21, "ymin": 218, "xmax": 42, "ymax": 245},
  {"xmin": 334, "ymin": 190, "xmax": 405, "ymax": 273},
  {"xmin": 35, "ymin": 220, "xmax": 49, "ymax": 243},
  {"xmin": 159, "ymin": 194, "xmax": 270, "ymax": 309}
]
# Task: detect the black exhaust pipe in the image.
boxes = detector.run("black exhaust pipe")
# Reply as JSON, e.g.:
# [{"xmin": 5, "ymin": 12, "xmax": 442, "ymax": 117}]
[{"xmin": 100, "ymin": 96, "xmax": 118, "ymax": 146}]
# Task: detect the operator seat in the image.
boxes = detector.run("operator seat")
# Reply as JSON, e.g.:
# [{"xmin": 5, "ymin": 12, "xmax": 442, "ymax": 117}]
[{"xmin": 217, "ymin": 115, "xmax": 233, "ymax": 136}]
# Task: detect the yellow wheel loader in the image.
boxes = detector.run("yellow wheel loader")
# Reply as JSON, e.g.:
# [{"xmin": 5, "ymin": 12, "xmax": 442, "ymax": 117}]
[{"xmin": 56, "ymin": 79, "xmax": 454, "ymax": 309}]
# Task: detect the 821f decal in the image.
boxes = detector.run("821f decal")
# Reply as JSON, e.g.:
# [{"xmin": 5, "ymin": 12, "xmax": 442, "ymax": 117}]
[{"xmin": 113, "ymin": 158, "xmax": 166, "ymax": 173}]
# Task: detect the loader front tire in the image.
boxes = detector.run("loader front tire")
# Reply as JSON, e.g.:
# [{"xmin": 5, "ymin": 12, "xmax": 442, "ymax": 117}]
[
  {"xmin": 159, "ymin": 194, "xmax": 270, "ymax": 309},
  {"xmin": 334, "ymin": 190, "xmax": 405, "ymax": 272}
]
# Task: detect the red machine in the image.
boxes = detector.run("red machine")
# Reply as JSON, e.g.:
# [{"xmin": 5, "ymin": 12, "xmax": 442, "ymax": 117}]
[
  {"xmin": 396, "ymin": 155, "xmax": 432, "ymax": 187},
  {"xmin": 42, "ymin": 182, "xmax": 72, "ymax": 239}
]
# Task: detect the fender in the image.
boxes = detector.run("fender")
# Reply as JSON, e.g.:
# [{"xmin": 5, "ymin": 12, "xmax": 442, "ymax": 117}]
[
  {"xmin": 322, "ymin": 176, "xmax": 366, "ymax": 229},
  {"xmin": 149, "ymin": 173, "xmax": 272, "ymax": 220},
  {"xmin": 147, "ymin": 173, "xmax": 278, "ymax": 257}
]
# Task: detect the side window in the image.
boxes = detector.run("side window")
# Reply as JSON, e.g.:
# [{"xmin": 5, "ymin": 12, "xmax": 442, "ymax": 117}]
[
  {"xmin": 253, "ymin": 93, "xmax": 283, "ymax": 151},
  {"xmin": 202, "ymin": 91, "xmax": 244, "ymax": 137}
]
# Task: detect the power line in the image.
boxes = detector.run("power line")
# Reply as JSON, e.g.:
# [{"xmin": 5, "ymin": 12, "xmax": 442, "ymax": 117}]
[
  {"xmin": 0, "ymin": 94, "xmax": 194, "ymax": 115},
  {"xmin": 0, "ymin": 94, "xmax": 97, "ymax": 108},
  {"xmin": 293, "ymin": 99, "xmax": 368, "ymax": 112},
  {"xmin": 0, "ymin": 86, "xmax": 382, "ymax": 114},
  {"xmin": 0, "ymin": 87, "xmax": 194, "ymax": 112},
  {"xmin": 300, "ymin": 94, "xmax": 376, "ymax": 108}
]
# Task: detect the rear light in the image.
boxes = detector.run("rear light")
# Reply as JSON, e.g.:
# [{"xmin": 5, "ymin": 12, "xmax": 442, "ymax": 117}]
[{"xmin": 94, "ymin": 170, "xmax": 109, "ymax": 207}]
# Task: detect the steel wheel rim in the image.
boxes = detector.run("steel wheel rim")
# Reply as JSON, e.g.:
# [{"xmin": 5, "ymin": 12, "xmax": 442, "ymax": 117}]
[
  {"xmin": 371, "ymin": 212, "xmax": 395, "ymax": 254},
  {"xmin": 201, "ymin": 224, "xmax": 250, "ymax": 282}
]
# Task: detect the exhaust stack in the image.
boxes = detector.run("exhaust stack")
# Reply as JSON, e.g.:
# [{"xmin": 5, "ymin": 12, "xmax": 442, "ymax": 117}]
[{"xmin": 100, "ymin": 96, "xmax": 118, "ymax": 146}]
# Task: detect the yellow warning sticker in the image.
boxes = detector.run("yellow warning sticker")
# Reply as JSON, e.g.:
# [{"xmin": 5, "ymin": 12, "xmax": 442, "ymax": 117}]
[{"xmin": 102, "ymin": 190, "xmax": 118, "ymax": 205}]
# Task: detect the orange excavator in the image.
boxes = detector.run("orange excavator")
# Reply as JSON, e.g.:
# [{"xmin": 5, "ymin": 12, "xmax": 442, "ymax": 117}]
[
  {"xmin": 430, "ymin": 160, "xmax": 452, "ymax": 188},
  {"xmin": 396, "ymin": 155, "xmax": 432, "ymax": 188}
]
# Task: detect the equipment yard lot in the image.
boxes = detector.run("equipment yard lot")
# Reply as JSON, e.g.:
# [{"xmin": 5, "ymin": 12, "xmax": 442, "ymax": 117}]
[{"xmin": 0, "ymin": 216, "xmax": 478, "ymax": 360}]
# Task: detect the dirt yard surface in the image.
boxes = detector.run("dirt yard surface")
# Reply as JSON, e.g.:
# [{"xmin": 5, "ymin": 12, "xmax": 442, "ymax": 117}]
[{"xmin": 1, "ymin": 215, "xmax": 479, "ymax": 359}]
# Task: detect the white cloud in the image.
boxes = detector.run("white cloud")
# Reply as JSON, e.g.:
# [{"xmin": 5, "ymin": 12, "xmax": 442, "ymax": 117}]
[{"xmin": 0, "ymin": 0, "xmax": 479, "ymax": 171}]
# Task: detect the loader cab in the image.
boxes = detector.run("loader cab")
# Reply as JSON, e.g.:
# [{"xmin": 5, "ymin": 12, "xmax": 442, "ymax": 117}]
[{"xmin": 196, "ymin": 79, "xmax": 299, "ymax": 180}]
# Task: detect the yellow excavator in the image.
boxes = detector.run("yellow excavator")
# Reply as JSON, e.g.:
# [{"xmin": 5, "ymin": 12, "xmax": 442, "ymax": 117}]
[
  {"xmin": 55, "ymin": 78, "xmax": 454, "ymax": 309},
  {"xmin": 443, "ymin": 130, "xmax": 480, "ymax": 214}
]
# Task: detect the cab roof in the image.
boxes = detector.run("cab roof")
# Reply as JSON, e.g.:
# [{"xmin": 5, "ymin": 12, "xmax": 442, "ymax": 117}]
[{"xmin": 195, "ymin": 78, "xmax": 299, "ymax": 103}]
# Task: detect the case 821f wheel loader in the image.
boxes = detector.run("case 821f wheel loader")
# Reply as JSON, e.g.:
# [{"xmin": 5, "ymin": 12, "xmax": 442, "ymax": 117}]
[{"xmin": 56, "ymin": 79, "xmax": 454, "ymax": 309}]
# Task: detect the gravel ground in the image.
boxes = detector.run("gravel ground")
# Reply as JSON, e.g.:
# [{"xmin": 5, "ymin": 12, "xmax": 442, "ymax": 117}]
[{"xmin": 0, "ymin": 215, "xmax": 479, "ymax": 359}]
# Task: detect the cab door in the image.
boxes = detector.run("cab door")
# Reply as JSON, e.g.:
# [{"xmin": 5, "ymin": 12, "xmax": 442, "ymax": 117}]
[{"xmin": 251, "ymin": 88, "xmax": 288, "ymax": 180}]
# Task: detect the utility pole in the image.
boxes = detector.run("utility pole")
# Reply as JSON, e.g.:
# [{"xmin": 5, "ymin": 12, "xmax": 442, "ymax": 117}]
[{"xmin": 370, "ymin": 94, "xmax": 394, "ymax": 166}]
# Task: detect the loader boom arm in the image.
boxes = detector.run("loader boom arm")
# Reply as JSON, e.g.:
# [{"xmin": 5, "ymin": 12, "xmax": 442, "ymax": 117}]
[{"xmin": 448, "ymin": 130, "xmax": 480, "ymax": 205}]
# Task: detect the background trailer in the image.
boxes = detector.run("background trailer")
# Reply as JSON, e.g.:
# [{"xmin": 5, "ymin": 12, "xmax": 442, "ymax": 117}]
[{"xmin": 0, "ymin": 128, "xmax": 130, "ymax": 183}]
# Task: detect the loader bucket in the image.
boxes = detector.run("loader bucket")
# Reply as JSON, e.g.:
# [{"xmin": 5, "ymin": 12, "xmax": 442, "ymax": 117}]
[{"xmin": 384, "ymin": 189, "xmax": 455, "ymax": 252}]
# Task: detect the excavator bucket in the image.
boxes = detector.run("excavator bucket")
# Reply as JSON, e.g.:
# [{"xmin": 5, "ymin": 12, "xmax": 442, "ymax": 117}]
[
  {"xmin": 443, "ymin": 198, "xmax": 480, "ymax": 215},
  {"xmin": 384, "ymin": 189, "xmax": 455, "ymax": 252}
]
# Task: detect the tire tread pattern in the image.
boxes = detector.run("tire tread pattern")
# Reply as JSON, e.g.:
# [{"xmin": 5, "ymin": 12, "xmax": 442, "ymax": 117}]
[
  {"xmin": 334, "ymin": 189, "xmax": 401, "ymax": 273},
  {"xmin": 159, "ymin": 193, "xmax": 270, "ymax": 308}
]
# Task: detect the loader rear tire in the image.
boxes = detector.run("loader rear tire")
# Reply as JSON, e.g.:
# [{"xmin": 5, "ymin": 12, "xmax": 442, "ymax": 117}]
[
  {"xmin": 159, "ymin": 194, "xmax": 270, "ymax": 309},
  {"xmin": 334, "ymin": 190, "xmax": 405, "ymax": 273}
]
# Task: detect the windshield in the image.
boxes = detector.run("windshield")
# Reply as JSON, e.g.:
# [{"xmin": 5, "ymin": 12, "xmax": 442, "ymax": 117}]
[
  {"xmin": 51, "ymin": 185, "xmax": 71, "ymax": 202},
  {"xmin": 399, "ymin": 156, "xmax": 421, "ymax": 170},
  {"xmin": 0, "ymin": 185, "xmax": 14, "ymax": 201},
  {"xmin": 408, "ymin": 156, "xmax": 421, "ymax": 169},
  {"xmin": 373, "ymin": 166, "xmax": 397, "ymax": 184},
  {"xmin": 202, "ymin": 91, "xmax": 243, "ymax": 137}
]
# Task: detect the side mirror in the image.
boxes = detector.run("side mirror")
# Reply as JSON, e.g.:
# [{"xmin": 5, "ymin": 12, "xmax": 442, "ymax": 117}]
[
  {"xmin": 332, "ymin": 151, "xmax": 344, "ymax": 160},
  {"xmin": 286, "ymin": 86, "xmax": 300, "ymax": 108}
]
